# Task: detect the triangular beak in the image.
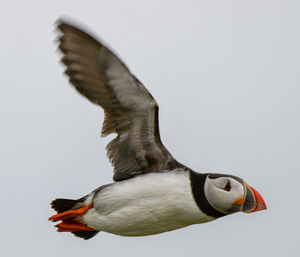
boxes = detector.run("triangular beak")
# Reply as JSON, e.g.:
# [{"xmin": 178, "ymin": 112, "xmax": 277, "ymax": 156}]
[
  {"xmin": 242, "ymin": 184, "xmax": 267, "ymax": 213},
  {"xmin": 248, "ymin": 185, "xmax": 267, "ymax": 212}
]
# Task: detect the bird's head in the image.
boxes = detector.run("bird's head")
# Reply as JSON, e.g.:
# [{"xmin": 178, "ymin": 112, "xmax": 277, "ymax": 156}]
[{"xmin": 204, "ymin": 173, "xmax": 266, "ymax": 215}]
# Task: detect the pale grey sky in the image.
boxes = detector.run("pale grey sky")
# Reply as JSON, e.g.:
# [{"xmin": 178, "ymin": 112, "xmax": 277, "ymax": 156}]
[{"xmin": 1, "ymin": 1, "xmax": 299, "ymax": 256}]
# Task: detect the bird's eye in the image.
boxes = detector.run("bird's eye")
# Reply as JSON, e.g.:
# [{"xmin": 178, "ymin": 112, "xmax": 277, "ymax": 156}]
[{"xmin": 223, "ymin": 180, "xmax": 231, "ymax": 191}]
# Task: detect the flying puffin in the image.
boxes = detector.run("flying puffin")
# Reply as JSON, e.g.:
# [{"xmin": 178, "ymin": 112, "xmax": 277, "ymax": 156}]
[{"xmin": 49, "ymin": 20, "xmax": 266, "ymax": 240}]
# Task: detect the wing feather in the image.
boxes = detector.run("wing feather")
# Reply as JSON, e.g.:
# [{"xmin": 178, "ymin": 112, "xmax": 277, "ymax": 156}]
[{"xmin": 57, "ymin": 20, "xmax": 182, "ymax": 181}]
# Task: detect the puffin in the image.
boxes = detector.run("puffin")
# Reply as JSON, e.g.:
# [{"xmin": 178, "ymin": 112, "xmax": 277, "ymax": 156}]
[{"xmin": 49, "ymin": 20, "xmax": 266, "ymax": 240}]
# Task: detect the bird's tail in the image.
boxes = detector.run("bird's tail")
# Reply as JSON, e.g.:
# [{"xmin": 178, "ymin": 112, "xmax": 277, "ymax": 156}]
[{"xmin": 49, "ymin": 197, "xmax": 99, "ymax": 240}]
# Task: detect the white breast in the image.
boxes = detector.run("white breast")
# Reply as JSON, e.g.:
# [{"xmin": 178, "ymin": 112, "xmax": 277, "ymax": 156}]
[{"xmin": 83, "ymin": 170, "xmax": 215, "ymax": 236}]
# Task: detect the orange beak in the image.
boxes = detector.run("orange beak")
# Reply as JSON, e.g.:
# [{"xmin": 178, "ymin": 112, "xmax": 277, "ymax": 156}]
[{"xmin": 242, "ymin": 183, "xmax": 267, "ymax": 213}]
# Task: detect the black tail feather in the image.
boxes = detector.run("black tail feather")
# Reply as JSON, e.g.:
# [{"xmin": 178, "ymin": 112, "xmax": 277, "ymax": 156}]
[
  {"xmin": 71, "ymin": 230, "xmax": 100, "ymax": 240},
  {"xmin": 50, "ymin": 198, "xmax": 80, "ymax": 213},
  {"xmin": 50, "ymin": 195, "xmax": 88, "ymax": 213}
]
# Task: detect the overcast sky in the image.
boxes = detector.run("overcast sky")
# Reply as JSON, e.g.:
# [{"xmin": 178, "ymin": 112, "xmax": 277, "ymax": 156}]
[{"xmin": 1, "ymin": 1, "xmax": 299, "ymax": 256}]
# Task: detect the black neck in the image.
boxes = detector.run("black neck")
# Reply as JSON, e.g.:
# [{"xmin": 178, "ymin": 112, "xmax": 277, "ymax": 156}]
[{"xmin": 189, "ymin": 171, "xmax": 226, "ymax": 219}]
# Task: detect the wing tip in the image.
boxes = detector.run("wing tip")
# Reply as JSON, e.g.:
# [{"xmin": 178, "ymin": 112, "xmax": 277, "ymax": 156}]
[
  {"xmin": 55, "ymin": 16, "xmax": 78, "ymax": 30},
  {"xmin": 55, "ymin": 16, "xmax": 105, "ymax": 53}
]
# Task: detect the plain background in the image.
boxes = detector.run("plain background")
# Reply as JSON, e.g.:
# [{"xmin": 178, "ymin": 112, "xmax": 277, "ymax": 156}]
[{"xmin": 1, "ymin": 1, "xmax": 299, "ymax": 256}]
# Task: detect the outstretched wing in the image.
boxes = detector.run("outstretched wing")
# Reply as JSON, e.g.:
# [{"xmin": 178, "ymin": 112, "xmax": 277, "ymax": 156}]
[{"xmin": 57, "ymin": 20, "xmax": 182, "ymax": 181}]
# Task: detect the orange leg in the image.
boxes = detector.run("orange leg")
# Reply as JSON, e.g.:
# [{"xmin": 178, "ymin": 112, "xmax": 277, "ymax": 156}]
[
  {"xmin": 56, "ymin": 221, "xmax": 95, "ymax": 232},
  {"xmin": 48, "ymin": 203, "xmax": 94, "ymax": 222}
]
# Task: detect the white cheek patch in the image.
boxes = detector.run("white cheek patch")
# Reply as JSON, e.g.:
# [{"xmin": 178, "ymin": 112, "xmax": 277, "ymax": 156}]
[{"xmin": 204, "ymin": 178, "xmax": 244, "ymax": 213}]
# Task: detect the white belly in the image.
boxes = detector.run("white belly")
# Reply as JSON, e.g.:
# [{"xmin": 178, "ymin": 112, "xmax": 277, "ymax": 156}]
[{"xmin": 83, "ymin": 170, "xmax": 215, "ymax": 236}]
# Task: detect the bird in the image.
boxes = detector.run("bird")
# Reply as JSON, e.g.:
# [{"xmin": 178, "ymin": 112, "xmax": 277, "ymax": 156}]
[{"xmin": 49, "ymin": 19, "xmax": 266, "ymax": 240}]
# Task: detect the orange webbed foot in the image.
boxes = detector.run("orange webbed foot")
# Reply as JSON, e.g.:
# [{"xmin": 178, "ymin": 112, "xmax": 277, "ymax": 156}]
[
  {"xmin": 56, "ymin": 221, "xmax": 96, "ymax": 232},
  {"xmin": 48, "ymin": 203, "xmax": 94, "ymax": 222}
]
